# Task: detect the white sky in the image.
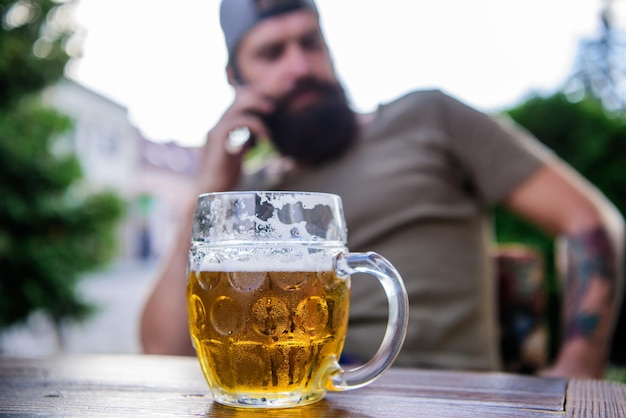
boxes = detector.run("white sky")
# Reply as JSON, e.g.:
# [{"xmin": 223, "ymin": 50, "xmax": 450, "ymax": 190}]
[{"xmin": 67, "ymin": 0, "xmax": 626, "ymax": 147}]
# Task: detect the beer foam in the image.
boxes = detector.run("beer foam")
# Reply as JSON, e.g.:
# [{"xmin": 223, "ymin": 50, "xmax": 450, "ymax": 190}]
[
  {"xmin": 252, "ymin": 193, "xmax": 343, "ymax": 242},
  {"xmin": 197, "ymin": 259, "xmax": 332, "ymax": 272},
  {"xmin": 258, "ymin": 192, "xmax": 333, "ymax": 210},
  {"xmin": 192, "ymin": 246, "xmax": 341, "ymax": 273},
  {"xmin": 192, "ymin": 192, "xmax": 348, "ymax": 271},
  {"xmin": 194, "ymin": 191, "xmax": 347, "ymax": 244}
]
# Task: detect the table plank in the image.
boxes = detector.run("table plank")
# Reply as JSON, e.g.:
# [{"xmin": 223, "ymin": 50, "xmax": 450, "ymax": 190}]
[
  {"xmin": 357, "ymin": 368, "xmax": 566, "ymax": 412},
  {"xmin": 0, "ymin": 355, "xmax": 573, "ymax": 417},
  {"xmin": 566, "ymin": 379, "xmax": 626, "ymax": 418}
]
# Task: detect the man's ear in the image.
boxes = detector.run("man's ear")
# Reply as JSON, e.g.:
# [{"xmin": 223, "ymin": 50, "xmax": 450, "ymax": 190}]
[{"xmin": 226, "ymin": 65, "xmax": 242, "ymax": 87}]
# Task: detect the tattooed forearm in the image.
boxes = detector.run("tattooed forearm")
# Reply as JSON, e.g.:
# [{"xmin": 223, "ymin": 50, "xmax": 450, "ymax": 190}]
[{"xmin": 563, "ymin": 226, "xmax": 617, "ymax": 342}]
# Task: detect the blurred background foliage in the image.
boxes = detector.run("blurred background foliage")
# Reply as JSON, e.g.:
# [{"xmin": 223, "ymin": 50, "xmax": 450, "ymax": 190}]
[
  {"xmin": 0, "ymin": 0, "xmax": 75, "ymax": 108},
  {"xmin": 0, "ymin": 0, "xmax": 123, "ymax": 330}
]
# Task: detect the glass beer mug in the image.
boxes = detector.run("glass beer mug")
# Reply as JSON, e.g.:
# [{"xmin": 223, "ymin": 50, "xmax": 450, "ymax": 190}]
[{"xmin": 187, "ymin": 191, "xmax": 408, "ymax": 408}]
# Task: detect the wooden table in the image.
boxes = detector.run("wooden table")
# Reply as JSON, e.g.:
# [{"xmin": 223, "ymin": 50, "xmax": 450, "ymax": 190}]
[{"xmin": 1, "ymin": 355, "xmax": 625, "ymax": 417}]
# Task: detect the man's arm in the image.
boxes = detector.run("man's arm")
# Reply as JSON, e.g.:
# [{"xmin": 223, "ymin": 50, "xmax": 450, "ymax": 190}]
[
  {"xmin": 139, "ymin": 87, "xmax": 274, "ymax": 355},
  {"xmin": 139, "ymin": 133, "xmax": 250, "ymax": 355},
  {"xmin": 503, "ymin": 161, "xmax": 624, "ymax": 378},
  {"xmin": 140, "ymin": 197, "xmax": 197, "ymax": 355}
]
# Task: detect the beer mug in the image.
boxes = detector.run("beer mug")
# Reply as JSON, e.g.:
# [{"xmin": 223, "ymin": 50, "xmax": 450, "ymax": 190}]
[{"xmin": 187, "ymin": 191, "xmax": 408, "ymax": 408}]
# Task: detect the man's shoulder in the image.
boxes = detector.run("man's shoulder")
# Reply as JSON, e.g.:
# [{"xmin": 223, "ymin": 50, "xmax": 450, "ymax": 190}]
[
  {"xmin": 377, "ymin": 89, "xmax": 458, "ymax": 121},
  {"xmin": 385, "ymin": 88, "xmax": 449, "ymax": 109},
  {"xmin": 371, "ymin": 89, "xmax": 452, "ymax": 129}
]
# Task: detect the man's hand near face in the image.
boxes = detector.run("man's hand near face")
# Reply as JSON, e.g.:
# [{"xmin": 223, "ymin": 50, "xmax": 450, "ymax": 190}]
[{"xmin": 195, "ymin": 86, "xmax": 275, "ymax": 194}]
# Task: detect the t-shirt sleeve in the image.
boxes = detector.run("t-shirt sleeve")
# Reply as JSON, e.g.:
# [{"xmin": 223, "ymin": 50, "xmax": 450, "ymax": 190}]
[{"xmin": 438, "ymin": 91, "xmax": 555, "ymax": 205}]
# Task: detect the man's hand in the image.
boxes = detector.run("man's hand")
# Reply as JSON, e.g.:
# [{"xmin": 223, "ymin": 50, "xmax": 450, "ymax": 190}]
[
  {"xmin": 195, "ymin": 86, "xmax": 274, "ymax": 193},
  {"xmin": 539, "ymin": 339, "xmax": 608, "ymax": 379}
]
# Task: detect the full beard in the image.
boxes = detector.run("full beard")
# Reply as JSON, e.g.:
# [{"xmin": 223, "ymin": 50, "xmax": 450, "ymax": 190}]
[{"xmin": 262, "ymin": 77, "xmax": 359, "ymax": 166}]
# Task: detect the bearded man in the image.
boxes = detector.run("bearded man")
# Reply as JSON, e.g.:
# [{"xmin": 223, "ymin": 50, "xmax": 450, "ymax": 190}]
[{"xmin": 141, "ymin": 0, "xmax": 624, "ymax": 379}]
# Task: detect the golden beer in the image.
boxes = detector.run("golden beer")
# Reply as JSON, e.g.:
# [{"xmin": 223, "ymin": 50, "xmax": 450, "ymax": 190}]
[{"xmin": 187, "ymin": 268, "xmax": 350, "ymax": 404}]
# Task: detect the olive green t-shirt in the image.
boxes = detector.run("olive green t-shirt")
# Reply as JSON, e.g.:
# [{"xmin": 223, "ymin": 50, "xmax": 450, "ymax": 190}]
[{"xmin": 241, "ymin": 89, "xmax": 553, "ymax": 371}]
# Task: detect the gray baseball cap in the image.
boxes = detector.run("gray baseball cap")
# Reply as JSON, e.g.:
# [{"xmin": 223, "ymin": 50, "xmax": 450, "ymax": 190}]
[{"xmin": 220, "ymin": 0, "xmax": 318, "ymax": 62}]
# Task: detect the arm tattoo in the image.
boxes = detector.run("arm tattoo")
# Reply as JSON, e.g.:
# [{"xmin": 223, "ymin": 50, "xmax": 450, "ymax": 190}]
[{"xmin": 563, "ymin": 226, "xmax": 617, "ymax": 342}]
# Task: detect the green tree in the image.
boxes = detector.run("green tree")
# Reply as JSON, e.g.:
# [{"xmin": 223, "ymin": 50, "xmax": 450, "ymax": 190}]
[
  {"xmin": 495, "ymin": 93, "xmax": 626, "ymax": 364},
  {"xmin": 1, "ymin": 0, "xmax": 77, "ymax": 108},
  {"xmin": 0, "ymin": 0, "xmax": 124, "ymax": 331}
]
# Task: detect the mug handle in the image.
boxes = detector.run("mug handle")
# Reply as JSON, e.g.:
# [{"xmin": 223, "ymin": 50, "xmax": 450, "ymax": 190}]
[{"xmin": 326, "ymin": 252, "xmax": 409, "ymax": 391}]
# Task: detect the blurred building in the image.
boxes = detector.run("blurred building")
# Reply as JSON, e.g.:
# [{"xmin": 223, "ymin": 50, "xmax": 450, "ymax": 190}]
[
  {"xmin": 43, "ymin": 78, "xmax": 200, "ymax": 261},
  {"xmin": 136, "ymin": 136, "xmax": 200, "ymax": 260}
]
